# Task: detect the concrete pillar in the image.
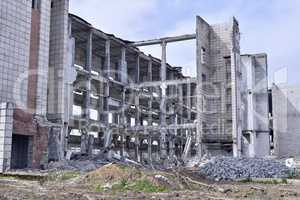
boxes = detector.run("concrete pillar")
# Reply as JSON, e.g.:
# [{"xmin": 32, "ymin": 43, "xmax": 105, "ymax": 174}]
[
  {"xmin": 81, "ymin": 31, "xmax": 92, "ymax": 154},
  {"xmin": 148, "ymin": 59, "xmax": 152, "ymax": 82},
  {"xmin": 169, "ymin": 135, "xmax": 175, "ymax": 158},
  {"xmin": 80, "ymin": 131, "xmax": 88, "ymax": 155},
  {"xmin": 139, "ymin": 139, "xmax": 143, "ymax": 164},
  {"xmin": 148, "ymin": 98, "xmax": 152, "ymax": 126},
  {"xmin": 120, "ymin": 47, "xmax": 127, "ymax": 84},
  {"xmin": 83, "ymin": 31, "xmax": 92, "ymax": 119},
  {"xmin": 246, "ymin": 57, "xmax": 255, "ymax": 157},
  {"xmin": 87, "ymin": 134, "xmax": 94, "ymax": 157},
  {"xmin": 148, "ymin": 59, "xmax": 153, "ymax": 126},
  {"xmin": 160, "ymin": 41, "xmax": 167, "ymax": 159},
  {"xmin": 135, "ymin": 134, "xmax": 140, "ymax": 162},
  {"xmin": 249, "ymin": 131, "xmax": 256, "ymax": 157},
  {"xmin": 135, "ymin": 54, "xmax": 140, "ymax": 83},
  {"xmin": 187, "ymin": 83, "xmax": 191, "ymax": 122},
  {"xmin": 196, "ymin": 18, "xmax": 203, "ymax": 157},
  {"xmin": 120, "ymin": 88, "xmax": 126, "ymax": 159},
  {"xmin": 135, "ymin": 91, "xmax": 141, "ymax": 126},
  {"xmin": 147, "ymin": 132, "xmax": 152, "ymax": 164},
  {"xmin": 178, "ymin": 85, "xmax": 183, "ymax": 151},
  {"xmin": 231, "ymin": 51, "xmax": 242, "ymax": 157},
  {"xmin": 105, "ymin": 39, "xmax": 111, "ymax": 78},
  {"xmin": 120, "ymin": 131, "xmax": 125, "ymax": 159}
]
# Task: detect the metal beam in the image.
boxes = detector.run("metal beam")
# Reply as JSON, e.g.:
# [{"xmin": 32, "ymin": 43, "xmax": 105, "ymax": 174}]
[{"xmin": 131, "ymin": 34, "xmax": 196, "ymax": 47}]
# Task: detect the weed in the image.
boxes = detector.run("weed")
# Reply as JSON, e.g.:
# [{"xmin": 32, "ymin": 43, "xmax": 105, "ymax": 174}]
[{"xmin": 47, "ymin": 171, "xmax": 80, "ymax": 181}]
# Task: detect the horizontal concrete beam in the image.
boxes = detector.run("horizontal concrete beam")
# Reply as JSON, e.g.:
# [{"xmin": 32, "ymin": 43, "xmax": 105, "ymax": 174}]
[
  {"xmin": 126, "ymin": 123, "xmax": 196, "ymax": 132},
  {"xmin": 126, "ymin": 78, "xmax": 197, "ymax": 89},
  {"xmin": 131, "ymin": 34, "xmax": 196, "ymax": 47}
]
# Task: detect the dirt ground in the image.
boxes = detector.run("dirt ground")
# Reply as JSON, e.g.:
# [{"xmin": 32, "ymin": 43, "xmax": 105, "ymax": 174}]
[{"xmin": 1, "ymin": 164, "xmax": 300, "ymax": 200}]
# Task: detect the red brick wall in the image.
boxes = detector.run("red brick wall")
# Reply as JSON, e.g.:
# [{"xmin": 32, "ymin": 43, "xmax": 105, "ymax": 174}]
[
  {"xmin": 13, "ymin": 109, "xmax": 49, "ymax": 168},
  {"xmin": 27, "ymin": 9, "xmax": 40, "ymax": 112},
  {"xmin": 32, "ymin": 125, "xmax": 48, "ymax": 168}
]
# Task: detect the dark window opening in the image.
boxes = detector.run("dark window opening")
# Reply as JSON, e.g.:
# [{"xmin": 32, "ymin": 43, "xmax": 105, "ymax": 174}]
[{"xmin": 32, "ymin": 0, "xmax": 41, "ymax": 10}]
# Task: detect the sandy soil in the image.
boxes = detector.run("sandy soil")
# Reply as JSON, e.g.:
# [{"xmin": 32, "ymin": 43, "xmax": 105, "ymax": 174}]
[{"xmin": 0, "ymin": 164, "xmax": 300, "ymax": 200}]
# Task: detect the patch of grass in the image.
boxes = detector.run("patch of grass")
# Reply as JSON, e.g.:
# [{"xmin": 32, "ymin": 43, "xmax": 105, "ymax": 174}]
[
  {"xmin": 239, "ymin": 178, "xmax": 288, "ymax": 185},
  {"xmin": 131, "ymin": 179, "xmax": 168, "ymax": 193},
  {"xmin": 95, "ymin": 184, "xmax": 104, "ymax": 192},
  {"xmin": 111, "ymin": 178, "xmax": 168, "ymax": 193},
  {"xmin": 112, "ymin": 178, "xmax": 129, "ymax": 191},
  {"xmin": 47, "ymin": 171, "xmax": 80, "ymax": 181},
  {"xmin": 0, "ymin": 175, "xmax": 16, "ymax": 180},
  {"xmin": 0, "ymin": 174, "xmax": 44, "ymax": 181}
]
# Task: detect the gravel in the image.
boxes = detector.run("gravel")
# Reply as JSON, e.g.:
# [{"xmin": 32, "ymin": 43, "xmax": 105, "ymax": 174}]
[{"xmin": 199, "ymin": 157, "xmax": 291, "ymax": 181}]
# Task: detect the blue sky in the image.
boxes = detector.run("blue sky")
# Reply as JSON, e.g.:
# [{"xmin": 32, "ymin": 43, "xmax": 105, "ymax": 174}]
[{"xmin": 70, "ymin": 0, "xmax": 300, "ymax": 86}]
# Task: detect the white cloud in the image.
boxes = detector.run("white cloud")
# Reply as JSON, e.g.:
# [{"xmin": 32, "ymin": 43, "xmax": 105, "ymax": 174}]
[
  {"xmin": 70, "ymin": 0, "xmax": 158, "ymax": 39},
  {"xmin": 70, "ymin": 0, "xmax": 300, "ymax": 84}
]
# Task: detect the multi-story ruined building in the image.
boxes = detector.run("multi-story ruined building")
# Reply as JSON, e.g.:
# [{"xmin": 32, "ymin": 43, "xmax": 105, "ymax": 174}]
[{"xmin": 0, "ymin": 0, "xmax": 270, "ymax": 172}]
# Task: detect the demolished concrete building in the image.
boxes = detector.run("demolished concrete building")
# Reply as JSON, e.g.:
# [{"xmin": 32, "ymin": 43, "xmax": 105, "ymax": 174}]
[{"xmin": 0, "ymin": 0, "xmax": 272, "ymax": 172}]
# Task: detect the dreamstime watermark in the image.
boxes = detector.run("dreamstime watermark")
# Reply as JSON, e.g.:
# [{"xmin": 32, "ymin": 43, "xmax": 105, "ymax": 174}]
[{"xmin": 10, "ymin": 66, "xmax": 291, "ymax": 136}]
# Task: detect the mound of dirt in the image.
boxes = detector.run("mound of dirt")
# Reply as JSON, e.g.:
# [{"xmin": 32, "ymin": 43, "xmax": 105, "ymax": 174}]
[
  {"xmin": 79, "ymin": 163, "xmax": 141, "ymax": 185},
  {"xmin": 74, "ymin": 163, "xmax": 194, "ymax": 193}
]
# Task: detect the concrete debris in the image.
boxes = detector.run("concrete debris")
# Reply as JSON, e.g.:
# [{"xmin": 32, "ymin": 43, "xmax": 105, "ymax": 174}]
[{"xmin": 198, "ymin": 157, "xmax": 291, "ymax": 181}]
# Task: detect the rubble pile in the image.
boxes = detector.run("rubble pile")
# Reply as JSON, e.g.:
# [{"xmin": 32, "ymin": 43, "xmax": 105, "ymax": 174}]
[{"xmin": 199, "ymin": 157, "xmax": 291, "ymax": 181}]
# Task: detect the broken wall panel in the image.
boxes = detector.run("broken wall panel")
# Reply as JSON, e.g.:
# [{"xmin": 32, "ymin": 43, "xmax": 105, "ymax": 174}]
[{"xmin": 272, "ymin": 84, "xmax": 300, "ymax": 157}]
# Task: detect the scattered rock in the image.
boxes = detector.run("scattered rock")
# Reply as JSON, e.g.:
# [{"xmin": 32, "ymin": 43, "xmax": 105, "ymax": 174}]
[
  {"xmin": 218, "ymin": 187, "xmax": 232, "ymax": 193},
  {"xmin": 199, "ymin": 157, "xmax": 291, "ymax": 181}
]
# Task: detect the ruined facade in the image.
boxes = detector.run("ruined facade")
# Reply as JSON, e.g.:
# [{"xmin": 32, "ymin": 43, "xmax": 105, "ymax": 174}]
[
  {"xmin": 241, "ymin": 54, "xmax": 269, "ymax": 157},
  {"xmin": 0, "ymin": 0, "xmax": 51, "ymax": 171},
  {"xmin": 272, "ymin": 84, "xmax": 300, "ymax": 157},
  {"xmin": 0, "ymin": 0, "xmax": 271, "ymax": 172}
]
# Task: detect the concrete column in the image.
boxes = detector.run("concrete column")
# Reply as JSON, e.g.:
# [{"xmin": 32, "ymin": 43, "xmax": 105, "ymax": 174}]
[
  {"xmin": 147, "ymin": 132, "xmax": 152, "ymax": 164},
  {"xmin": 187, "ymin": 83, "xmax": 194, "ymax": 157},
  {"xmin": 160, "ymin": 41, "xmax": 167, "ymax": 159},
  {"xmin": 187, "ymin": 83, "xmax": 192, "ymax": 122},
  {"xmin": 80, "ymin": 132, "xmax": 88, "ymax": 155},
  {"xmin": 231, "ymin": 51, "xmax": 242, "ymax": 157},
  {"xmin": 135, "ymin": 133, "xmax": 140, "ymax": 162},
  {"xmin": 196, "ymin": 18, "xmax": 203, "ymax": 157},
  {"xmin": 148, "ymin": 59, "xmax": 152, "ymax": 82},
  {"xmin": 105, "ymin": 82, "xmax": 110, "ymax": 125},
  {"xmin": 83, "ymin": 31, "xmax": 92, "ymax": 119},
  {"xmin": 249, "ymin": 131, "xmax": 256, "ymax": 157},
  {"xmin": 120, "ymin": 88, "xmax": 126, "ymax": 159},
  {"xmin": 135, "ymin": 54, "xmax": 140, "ymax": 83},
  {"xmin": 120, "ymin": 131, "xmax": 125, "ymax": 159},
  {"xmin": 105, "ymin": 39, "xmax": 111, "ymax": 78},
  {"xmin": 169, "ymin": 135, "xmax": 175, "ymax": 158},
  {"xmin": 104, "ymin": 39, "xmax": 111, "ymax": 125},
  {"xmin": 178, "ymin": 85, "xmax": 183, "ymax": 147},
  {"xmin": 98, "ymin": 82, "xmax": 104, "ymax": 121},
  {"xmin": 148, "ymin": 98, "xmax": 152, "ymax": 126},
  {"xmin": 87, "ymin": 134, "xmax": 94, "ymax": 157},
  {"xmin": 134, "ymin": 90, "xmax": 140, "ymax": 162},
  {"xmin": 148, "ymin": 59, "xmax": 153, "ymax": 126},
  {"xmin": 139, "ymin": 139, "xmax": 143, "ymax": 164},
  {"xmin": 246, "ymin": 56, "xmax": 255, "ymax": 157},
  {"xmin": 120, "ymin": 47, "xmax": 127, "ymax": 84},
  {"xmin": 81, "ymin": 31, "xmax": 92, "ymax": 154},
  {"xmin": 135, "ymin": 92, "xmax": 141, "ymax": 126}
]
